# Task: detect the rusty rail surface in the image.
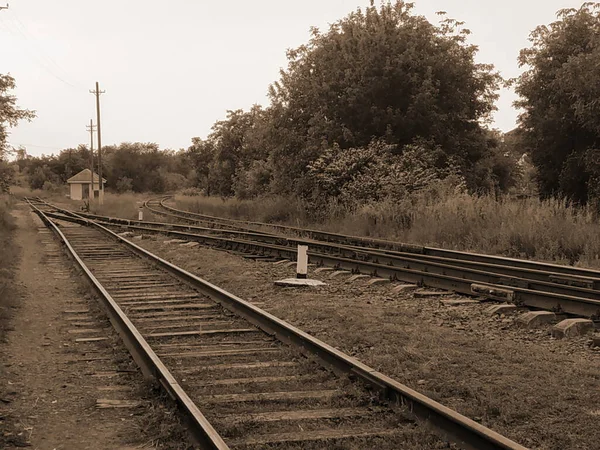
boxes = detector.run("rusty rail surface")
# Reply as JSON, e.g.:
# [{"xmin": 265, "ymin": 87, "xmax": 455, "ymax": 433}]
[{"xmin": 26, "ymin": 198, "xmax": 528, "ymax": 450}]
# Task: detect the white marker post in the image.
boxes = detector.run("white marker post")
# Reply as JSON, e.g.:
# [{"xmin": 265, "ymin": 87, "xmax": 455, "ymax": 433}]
[
  {"xmin": 138, "ymin": 205, "xmax": 143, "ymax": 221},
  {"xmin": 297, "ymin": 245, "xmax": 308, "ymax": 279}
]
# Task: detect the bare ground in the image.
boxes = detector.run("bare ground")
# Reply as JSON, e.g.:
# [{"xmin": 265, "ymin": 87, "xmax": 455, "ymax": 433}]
[
  {"xmin": 0, "ymin": 205, "xmax": 189, "ymax": 449},
  {"xmin": 134, "ymin": 235, "xmax": 600, "ymax": 450}
]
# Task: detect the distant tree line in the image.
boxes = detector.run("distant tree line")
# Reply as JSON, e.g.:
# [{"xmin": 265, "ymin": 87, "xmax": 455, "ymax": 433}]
[
  {"xmin": 14, "ymin": 143, "xmax": 192, "ymax": 193},
  {"xmin": 186, "ymin": 2, "xmax": 518, "ymax": 207},
  {"xmin": 4, "ymin": 1, "xmax": 600, "ymax": 210}
]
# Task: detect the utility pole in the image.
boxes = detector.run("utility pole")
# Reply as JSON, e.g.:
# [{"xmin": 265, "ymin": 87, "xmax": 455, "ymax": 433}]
[
  {"xmin": 86, "ymin": 119, "xmax": 96, "ymax": 198},
  {"xmin": 89, "ymin": 82, "xmax": 105, "ymax": 204}
]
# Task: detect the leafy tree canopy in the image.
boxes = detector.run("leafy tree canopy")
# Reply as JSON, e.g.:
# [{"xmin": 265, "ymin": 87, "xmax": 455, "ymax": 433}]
[
  {"xmin": 267, "ymin": 0, "xmax": 502, "ymax": 194},
  {"xmin": 515, "ymin": 2, "xmax": 600, "ymax": 203},
  {"xmin": 0, "ymin": 74, "xmax": 35, "ymax": 192}
]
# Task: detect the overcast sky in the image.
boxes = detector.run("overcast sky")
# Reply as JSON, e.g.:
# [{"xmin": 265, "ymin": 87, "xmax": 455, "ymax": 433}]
[{"xmin": 0, "ymin": 0, "xmax": 585, "ymax": 157}]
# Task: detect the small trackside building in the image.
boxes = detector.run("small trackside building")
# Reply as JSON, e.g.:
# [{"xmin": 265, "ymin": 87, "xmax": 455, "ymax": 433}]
[{"xmin": 66, "ymin": 169, "xmax": 106, "ymax": 200}]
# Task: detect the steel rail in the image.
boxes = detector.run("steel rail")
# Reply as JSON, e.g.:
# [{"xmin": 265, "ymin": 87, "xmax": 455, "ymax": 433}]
[
  {"xmin": 39, "ymin": 207, "xmax": 600, "ymax": 320},
  {"xmin": 153, "ymin": 196, "xmax": 600, "ymax": 281},
  {"xmin": 30, "ymin": 200, "xmax": 528, "ymax": 450},
  {"xmin": 26, "ymin": 199, "xmax": 229, "ymax": 450},
  {"xmin": 72, "ymin": 211, "xmax": 600, "ymax": 293},
  {"xmin": 37, "ymin": 199, "xmax": 600, "ymax": 292}
]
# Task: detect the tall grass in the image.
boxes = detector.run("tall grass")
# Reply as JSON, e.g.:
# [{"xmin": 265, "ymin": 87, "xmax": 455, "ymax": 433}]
[
  {"xmin": 175, "ymin": 189, "xmax": 600, "ymax": 268},
  {"xmin": 0, "ymin": 195, "xmax": 17, "ymax": 341}
]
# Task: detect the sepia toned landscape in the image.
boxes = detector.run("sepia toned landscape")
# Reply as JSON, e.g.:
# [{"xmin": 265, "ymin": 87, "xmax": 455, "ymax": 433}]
[{"xmin": 1, "ymin": 2, "xmax": 599, "ymax": 449}]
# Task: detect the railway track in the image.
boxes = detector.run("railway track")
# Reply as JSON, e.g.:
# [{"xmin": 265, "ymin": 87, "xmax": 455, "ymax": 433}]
[
  {"xmin": 36, "ymin": 198, "xmax": 600, "ymax": 321},
  {"xmin": 26, "ymin": 198, "xmax": 527, "ymax": 450},
  {"xmin": 147, "ymin": 196, "xmax": 600, "ymax": 279}
]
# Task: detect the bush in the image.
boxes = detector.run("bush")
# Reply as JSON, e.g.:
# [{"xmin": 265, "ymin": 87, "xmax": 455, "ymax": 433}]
[
  {"xmin": 115, "ymin": 176, "xmax": 134, "ymax": 193},
  {"xmin": 175, "ymin": 189, "xmax": 600, "ymax": 268}
]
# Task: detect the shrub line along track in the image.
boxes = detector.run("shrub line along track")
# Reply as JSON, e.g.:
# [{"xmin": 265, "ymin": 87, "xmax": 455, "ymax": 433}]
[
  {"xmin": 37, "ymin": 198, "xmax": 600, "ymax": 320},
  {"xmin": 142, "ymin": 197, "xmax": 600, "ymax": 319},
  {"xmin": 26, "ymin": 198, "xmax": 526, "ymax": 450},
  {"xmin": 150, "ymin": 197, "xmax": 600, "ymax": 279}
]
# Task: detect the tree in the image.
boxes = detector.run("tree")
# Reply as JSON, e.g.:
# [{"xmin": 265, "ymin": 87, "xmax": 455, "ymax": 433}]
[
  {"xmin": 0, "ymin": 74, "xmax": 35, "ymax": 156},
  {"xmin": 187, "ymin": 106, "xmax": 270, "ymax": 197},
  {"xmin": 20, "ymin": 142, "xmax": 189, "ymax": 194},
  {"xmin": 515, "ymin": 3, "xmax": 600, "ymax": 203},
  {"xmin": 267, "ymin": 1, "xmax": 501, "ymax": 195},
  {"xmin": 0, "ymin": 74, "xmax": 35, "ymax": 192}
]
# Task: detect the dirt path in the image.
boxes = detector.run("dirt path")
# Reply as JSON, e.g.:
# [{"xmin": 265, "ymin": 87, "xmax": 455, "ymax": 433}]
[{"xmin": 0, "ymin": 205, "xmax": 187, "ymax": 449}]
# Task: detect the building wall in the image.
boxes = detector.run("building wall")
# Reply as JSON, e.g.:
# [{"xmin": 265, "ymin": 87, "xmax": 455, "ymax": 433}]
[{"xmin": 70, "ymin": 183, "xmax": 83, "ymax": 200}]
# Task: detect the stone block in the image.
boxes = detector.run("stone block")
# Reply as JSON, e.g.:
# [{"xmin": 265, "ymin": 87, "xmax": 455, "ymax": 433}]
[
  {"xmin": 314, "ymin": 267, "xmax": 335, "ymax": 273},
  {"xmin": 517, "ymin": 311, "xmax": 556, "ymax": 328},
  {"xmin": 391, "ymin": 284, "xmax": 418, "ymax": 294},
  {"xmin": 486, "ymin": 304, "xmax": 518, "ymax": 316},
  {"xmin": 347, "ymin": 274, "xmax": 370, "ymax": 283},
  {"xmin": 592, "ymin": 336, "xmax": 600, "ymax": 348},
  {"xmin": 366, "ymin": 278, "xmax": 390, "ymax": 286},
  {"xmin": 551, "ymin": 318, "xmax": 595, "ymax": 339},
  {"xmin": 329, "ymin": 270, "xmax": 352, "ymax": 279}
]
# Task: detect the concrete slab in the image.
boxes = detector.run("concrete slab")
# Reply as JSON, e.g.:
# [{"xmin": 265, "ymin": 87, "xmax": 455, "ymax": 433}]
[
  {"xmin": 132, "ymin": 235, "xmax": 144, "ymax": 240},
  {"xmin": 274, "ymin": 278, "xmax": 326, "ymax": 287},
  {"xmin": 414, "ymin": 290, "xmax": 453, "ymax": 298},
  {"xmin": 486, "ymin": 304, "xmax": 518, "ymax": 315},
  {"xmin": 366, "ymin": 278, "xmax": 390, "ymax": 286},
  {"xmin": 347, "ymin": 274, "xmax": 370, "ymax": 283},
  {"xmin": 517, "ymin": 311, "xmax": 556, "ymax": 328},
  {"xmin": 118, "ymin": 231, "xmax": 134, "ymax": 237},
  {"xmin": 551, "ymin": 319, "xmax": 595, "ymax": 339},
  {"xmin": 391, "ymin": 284, "xmax": 418, "ymax": 294},
  {"xmin": 329, "ymin": 270, "xmax": 352, "ymax": 279},
  {"xmin": 282, "ymin": 261, "xmax": 297, "ymax": 268},
  {"xmin": 314, "ymin": 267, "xmax": 335, "ymax": 273},
  {"xmin": 180, "ymin": 241, "xmax": 200, "ymax": 248}
]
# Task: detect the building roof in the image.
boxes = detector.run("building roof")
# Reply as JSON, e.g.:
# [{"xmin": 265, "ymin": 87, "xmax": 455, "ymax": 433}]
[{"xmin": 67, "ymin": 168, "xmax": 107, "ymax": 184}]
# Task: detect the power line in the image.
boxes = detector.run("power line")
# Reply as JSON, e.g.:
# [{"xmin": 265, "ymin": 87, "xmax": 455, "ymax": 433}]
[
  {"xmin": 8, "ymin": 9, "xmax": 84, "ymax": 89},
  {"xmin": 8, "ymin": 142, "xmax": 64, "ymax": 151},
  {"xmin": 0, "ymin": 12, "xmax": 78, "ymax": 88}
]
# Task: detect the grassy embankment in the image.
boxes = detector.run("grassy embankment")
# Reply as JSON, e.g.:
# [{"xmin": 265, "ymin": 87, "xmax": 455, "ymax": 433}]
[
  {"xmin": 174, "ymin": 191, "xmax": 600, "ymax": 269},
  {"xmin": 0, "ymin": 195, "xmax": 17, "ymax": 341},
  {"xmin": 10, "ymin": 186, "xmax": 155, "ymax": 221}
]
